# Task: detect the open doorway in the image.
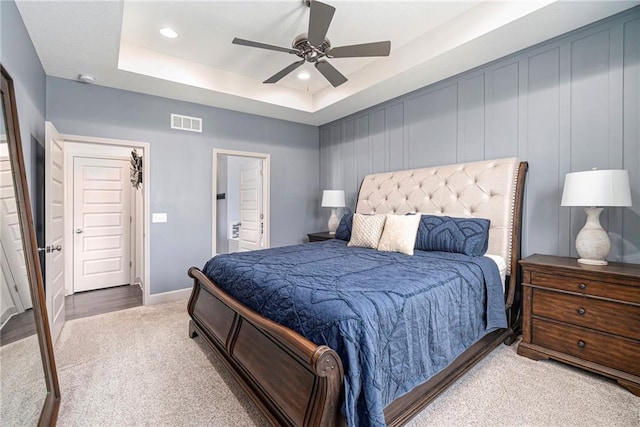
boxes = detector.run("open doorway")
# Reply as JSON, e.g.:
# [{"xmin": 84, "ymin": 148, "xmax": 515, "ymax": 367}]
[
  {"xmin": 62, "ymin": 136, "xmax": 149, "ymax": 310},
  {"xmin": 212, "ymin": 149, "xmax": 270, "ymax": 256}
]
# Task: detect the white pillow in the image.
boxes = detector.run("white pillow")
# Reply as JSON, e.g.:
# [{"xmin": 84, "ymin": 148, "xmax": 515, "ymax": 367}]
[
  {"xmin": 348, "ymin": 214, "xmax": 386, "ymax": 249},
  {"xmin": 377, "ymin": 214, "xmax": 421, "ymax": 256}
]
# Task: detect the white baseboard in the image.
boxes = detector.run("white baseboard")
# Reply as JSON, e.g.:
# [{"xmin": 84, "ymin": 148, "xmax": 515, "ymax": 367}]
[
  {"xmin": 147, "ymin": 287, "xmax": 192, "ymax": 305},
  {"xmin": 0, "ymin": 307, "xmax": 17, "ymax": 329}
]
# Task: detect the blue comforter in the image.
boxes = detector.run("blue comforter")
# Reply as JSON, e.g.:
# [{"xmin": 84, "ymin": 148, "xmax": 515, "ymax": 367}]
[{"xmin": 203, "ymin": 240, "xmax": 506, "ymax": 427}]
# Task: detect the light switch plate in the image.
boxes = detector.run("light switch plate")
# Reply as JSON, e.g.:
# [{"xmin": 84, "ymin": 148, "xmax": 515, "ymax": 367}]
[{"xmin": 152, "ymin": 213, "xmax": 167, "ymax": 223}]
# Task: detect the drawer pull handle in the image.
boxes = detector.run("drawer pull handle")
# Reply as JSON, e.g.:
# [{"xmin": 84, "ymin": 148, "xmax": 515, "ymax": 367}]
[
  {"xmin": 577, "ymin": 340, "xmax": 586, "ymax": 348},
  {"xmin": 578, "ymin": 283, "xmax": 586, "ymax": 290},
  {"xmin": 577, "ymin": 308, "xmax": 586, "ymax": 315}
]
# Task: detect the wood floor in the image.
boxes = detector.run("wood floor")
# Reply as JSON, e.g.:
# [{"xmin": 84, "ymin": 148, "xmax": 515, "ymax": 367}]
[
  {"xmin": 0, "ymin": 309, "xmax": 37, "ymax": 346},
  {"xmin": 65, "ymin": 284, "xmax": 142, "ymax": 321},
  {"xmin": 0, "ymin": 284, "xmax": 142, "ymax": 346}
]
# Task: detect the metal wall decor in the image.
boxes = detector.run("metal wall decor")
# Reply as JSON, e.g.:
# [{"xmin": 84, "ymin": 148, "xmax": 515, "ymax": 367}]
[{"xmin": 130, "ymin": 149, "xmax": 142, "ymax": 189}]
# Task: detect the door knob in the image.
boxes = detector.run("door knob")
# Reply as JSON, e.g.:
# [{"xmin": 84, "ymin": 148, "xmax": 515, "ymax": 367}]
[
  {"xmin": 37, "ymin": 245, "xmax": 62, "ymax": 253},
  {"xmin": 75, "ymin": 229, "xmax": 83, "ymax": 234}
]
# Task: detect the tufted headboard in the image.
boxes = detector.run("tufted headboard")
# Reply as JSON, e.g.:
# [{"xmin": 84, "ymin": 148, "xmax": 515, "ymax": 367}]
[{"xmin": 355, "ymin": 157, "xmax": 522, "ymax": 263}]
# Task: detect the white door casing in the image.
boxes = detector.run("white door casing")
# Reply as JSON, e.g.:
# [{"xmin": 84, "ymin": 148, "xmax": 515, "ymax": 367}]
[
  {"xmin": 239, "ymin": 163, "xmax": 263, "ymax": 252},
  {"xmin": 45, "ymin": 122, "xmax": 65, "ymax": 343},
  {"xmin": 211, "ymin": 149, "xmax": 270, "ymax": 257},
  {"xmin": 73, "ymin": 157, "xmax": 131, "ymax": 292},
  {"xmin": 61, "ymin": 134, "xmax": 150, "ymax": 305}
]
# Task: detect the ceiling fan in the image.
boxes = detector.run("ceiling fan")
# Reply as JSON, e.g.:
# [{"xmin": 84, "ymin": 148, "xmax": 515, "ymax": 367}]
[{"xmin": 232, "ymin": 0, "xmax": 391, "ymax": 88}]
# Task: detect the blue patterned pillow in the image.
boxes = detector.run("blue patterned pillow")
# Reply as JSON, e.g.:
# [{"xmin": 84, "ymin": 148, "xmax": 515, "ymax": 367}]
[
  {"xmin": 335, "ymin": 213, "xmax": 353, "ymax": 241},
  {"xmin": 415, "ymin": 215, "xmax": 490, "ymax": 256}
]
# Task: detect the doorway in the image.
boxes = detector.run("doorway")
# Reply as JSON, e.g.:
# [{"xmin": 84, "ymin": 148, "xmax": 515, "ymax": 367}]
[
  {"xmin": 212, "ymin": 149, "xmax": 270, "ymax": 256},
  {"xmin": 62, "ymin": 137, "xmax": 149, "ymax": 305},
  {"xmin": 31, "ymin": 136, "xmax": 45, "ymax": 282}
]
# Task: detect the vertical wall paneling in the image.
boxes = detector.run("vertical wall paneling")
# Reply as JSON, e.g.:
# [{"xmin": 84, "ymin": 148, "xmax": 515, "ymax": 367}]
[
  {"xmin": 371, "ymin": 109, "xmax": 386, "ymax": 173},
  {"xmin": 518, "ymin": 60, "xmax": 529, "ymax": 161},
  {"xmin": 342, "ymin": 119, "xmax": 357, "ymax": 210},
  {"xmin": 608, "ymin": 25, "xmax": 626, "ymax": 261},
  {"xmin": 355, "ymin": 115, "xmax": 371, "ymax": 202},
  {"xmin": 459, "ymin": 74, "xmax": 486, "ymax": 163},
  {"xmin": 486, "ymin": 62, "xmax": 520, "ymax": 159},
  {"xmin": 558, "ymin": 43, "xmax": 573, "ymax": 257},
  {"xmin": 456, "ymin": 78, "xmax": 466, "ymax": 163},
  {"xmin": 387, "ymin": 103, "xmax": 404, "ymax": 172},
  {"xmin": 320, "ymin": 128, "xmax": 331, "ymax": 195},
  {"xmin": 407, "ymin": 84, "xmax": 458, "ymax": 168},
  {"xmin": 570, "ymin": 30, "xmax": 611, "ymax": 169},
  {"xmin": 330, "ymin": 124, "xmax": 343, "ymax": 190},
  {"xmin": 319, "ymin": 8, "xmax": 640, "ymax": 262},
  {"xmin": 623, "ymin": 18, "xmax": 640, "ymax": 264},
  {"xmin": 569, "ymin": 29, "xmax": 611, "ymax": 257},
  {"xmin": 526, "ymin": 47, "xmax": 562, "ymax": 256}
]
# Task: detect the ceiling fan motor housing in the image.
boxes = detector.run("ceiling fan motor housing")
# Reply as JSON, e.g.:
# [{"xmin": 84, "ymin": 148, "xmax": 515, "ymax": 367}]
[{"xmin": 293, "ymin": 34, "xmax": 331, "ymax": 63}]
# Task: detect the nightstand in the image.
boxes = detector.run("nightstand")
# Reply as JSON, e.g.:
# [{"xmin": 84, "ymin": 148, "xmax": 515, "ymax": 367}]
[
  {"xmin": 518, "ymin": 254, "xmax": 640, "ymax": 396},
  {"xmin": 307, "ymin": 231, "xmax": 335, "ymax": 242}
]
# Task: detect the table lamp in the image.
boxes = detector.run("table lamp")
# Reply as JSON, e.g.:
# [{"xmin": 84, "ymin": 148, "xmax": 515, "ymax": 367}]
[
  {"xmin": 561, "ymin": 169, "xmax": 632, "ymax": 265},
  {"xmin": 321, "ymin": 190, "xmax": 345, "ymax": 234}
]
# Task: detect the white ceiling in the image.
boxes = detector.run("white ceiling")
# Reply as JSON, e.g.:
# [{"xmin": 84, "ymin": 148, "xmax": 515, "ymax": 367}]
[{"xmin": 16, "ymin": 0, "xmax": 640, "ymax": 126}]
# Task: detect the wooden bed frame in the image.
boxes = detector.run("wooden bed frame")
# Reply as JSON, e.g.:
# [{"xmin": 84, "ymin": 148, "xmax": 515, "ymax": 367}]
[{"xmin": 188, "ymin": 159, "xmax": 528, "ymax": 426}]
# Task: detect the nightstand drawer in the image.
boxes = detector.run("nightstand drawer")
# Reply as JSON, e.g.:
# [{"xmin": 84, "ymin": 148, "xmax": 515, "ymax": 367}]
[
  {"xmin": 532, "ymin": 289, "xmax": 640, "ymax": 340},
  {"xmin": 530, "ymin": 272, "xmax": 640, "ymax": 303},
  {"xmin": 532, "ymin": 318, "xmax": 640, "ymax": 377}
]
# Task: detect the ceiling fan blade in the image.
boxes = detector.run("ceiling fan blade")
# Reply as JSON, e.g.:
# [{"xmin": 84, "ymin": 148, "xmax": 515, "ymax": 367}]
[
  {"xmin": 315, "ymin": 60, "xmax": 347, "ymax": 87},
  {"xmin": 328, "ymin": 41, "xmax": 391, "ymax": 58},
  {"xmin": 264, "ymin": 60, "xmax": 306, "ymax": 84},
  {"xmin": 308, "ymin": 1, "xmax": 335, "ymax": 46},
  {"xmin": 232, "ymin": 38, "xmax": 298, "ymax": 55}
]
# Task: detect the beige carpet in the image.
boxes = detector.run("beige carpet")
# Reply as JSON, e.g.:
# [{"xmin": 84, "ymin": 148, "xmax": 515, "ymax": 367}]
[
  {"xmin": 0, "ymin": 334, "xmax": 47, "ymax": 425},
  {"xmin": 53, "ymin": 300, "xmax": 640, "ymax": 427}
]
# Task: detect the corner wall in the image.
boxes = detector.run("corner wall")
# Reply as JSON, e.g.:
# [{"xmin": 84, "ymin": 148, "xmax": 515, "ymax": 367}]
[
  {"xmin": 46, "ymin": 78, "xmax": 320, "ymax": 294},
  {"xmin": 320, "ymin": 7, "xmax": 640, "ymax": 264}
]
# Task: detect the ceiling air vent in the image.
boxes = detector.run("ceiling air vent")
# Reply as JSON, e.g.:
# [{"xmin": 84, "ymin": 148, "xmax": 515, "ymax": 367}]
[{"xmin": 171, "ymin": 113, "xmax": 202, "ymax": 133}]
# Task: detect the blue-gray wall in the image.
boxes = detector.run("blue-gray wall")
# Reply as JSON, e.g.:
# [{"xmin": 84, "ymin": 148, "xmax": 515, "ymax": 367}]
[
  {"xmin": 0, "ymin": 0, "xmax": 46, "ymax": 194},
  {"xmin": 320, "ymin": 8, "xmax": 640, "ymax": 264},
  {"xmin": 46, "ymin": 78, "xmax": 320, "ymax": 294}
]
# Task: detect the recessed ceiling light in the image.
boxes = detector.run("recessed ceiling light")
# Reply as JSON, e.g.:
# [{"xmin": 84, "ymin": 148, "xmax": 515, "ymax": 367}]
[
  {"xmin": 160, "ymin": 27, "xmax": 178, "ymax": 39},
  {"xmin": 297, "ymin": 71, "xmax": 310, "ymax": 80}
]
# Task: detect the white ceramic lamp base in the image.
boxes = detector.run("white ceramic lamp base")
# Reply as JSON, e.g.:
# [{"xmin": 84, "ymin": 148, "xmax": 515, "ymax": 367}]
[
  {"xmin": 328, "ymin": 208, "xmax": 339, "ymax": 234},
  {"xmin": 575, "ymin": 207, "xmax": 610, "ymax": 266}
]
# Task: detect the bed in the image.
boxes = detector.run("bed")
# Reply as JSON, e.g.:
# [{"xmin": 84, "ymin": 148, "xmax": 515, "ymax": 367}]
[{"xmin": 187, "ymin": 157, "xmax": 528, "ymax": 426}]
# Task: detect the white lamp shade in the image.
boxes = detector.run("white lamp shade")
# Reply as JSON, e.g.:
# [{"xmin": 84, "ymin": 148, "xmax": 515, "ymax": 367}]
[
  {"xmin": 561, "ymin": 169, "xmax": 632, "ymax": 207},
  {"xmin": 321, "ymin": 190, "xmax": 345, "ymax": 208}
]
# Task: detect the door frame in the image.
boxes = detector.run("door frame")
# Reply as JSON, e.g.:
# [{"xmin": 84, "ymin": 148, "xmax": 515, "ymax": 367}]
[
  {"xmin": 212, "ymin": 149, "xmax": 270, "ymax": 256},
  {"xmin": 61, "ymin": 133, "xmax": 151, "ymax": 305}
]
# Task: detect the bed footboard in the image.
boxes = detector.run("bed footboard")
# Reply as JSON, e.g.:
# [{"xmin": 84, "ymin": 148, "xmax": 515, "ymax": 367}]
[{"xmin": 187, "ymin": 267, "xmax": 345, "ymax": 427}]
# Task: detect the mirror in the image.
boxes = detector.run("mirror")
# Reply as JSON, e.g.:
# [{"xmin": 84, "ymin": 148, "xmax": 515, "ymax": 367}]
[{"xmin": 0, "ymin": 66, "xmax": 60, "ymax": 424}]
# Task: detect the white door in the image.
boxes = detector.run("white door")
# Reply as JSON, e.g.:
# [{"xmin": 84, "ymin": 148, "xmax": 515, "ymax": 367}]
[
  {"xmin": 239, "ymin": 163, "xmax": 262, "ymax": 252},
  {"xmin": 73, "ymin": 157, "xmax": 131, "ymax": 293},
  {"xmin": 0, "ymin": 145, "xmax": 31, "ymax": 311},
  {"xmin": 45, "ymin": 122, "xmax": 65, "ymax": 343}
]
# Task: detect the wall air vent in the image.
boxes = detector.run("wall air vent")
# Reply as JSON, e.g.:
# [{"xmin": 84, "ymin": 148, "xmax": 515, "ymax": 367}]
[{"xmin": 171, "ymin": 114, "xmax": 202, "ymax": 133}]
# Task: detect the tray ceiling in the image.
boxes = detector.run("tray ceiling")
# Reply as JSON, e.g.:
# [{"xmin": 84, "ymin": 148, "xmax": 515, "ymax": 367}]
[{"xmin": 16, "ymin": 1, "xmax": 639, "ymax": 125}]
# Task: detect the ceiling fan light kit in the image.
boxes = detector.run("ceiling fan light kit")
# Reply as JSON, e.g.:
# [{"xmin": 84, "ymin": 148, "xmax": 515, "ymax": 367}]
[{"xmin": 232, "ymin": 0, "xmax": 391, "ymax": 87}]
